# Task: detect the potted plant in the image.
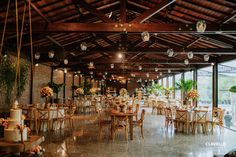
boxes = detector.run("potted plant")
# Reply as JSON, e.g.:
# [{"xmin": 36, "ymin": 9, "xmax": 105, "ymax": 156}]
[
  {"xmin": 48, "ymin": 82, "xmax": 64, "ymax": 103},
  {"xmin": 175, "ymin": 79, "xmax": 197, "ymax": 106},
  {"xmin": 229, "ymin": 85, "xmax": 236, "ymax": 123}
]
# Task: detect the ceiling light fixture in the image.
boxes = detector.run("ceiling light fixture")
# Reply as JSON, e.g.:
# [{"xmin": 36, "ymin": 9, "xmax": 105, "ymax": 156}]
[
  {"xmin": 80, "ymin": 42, "xmax": 87, "ymax": 51},
  {"xmin": 146, "ymin": 73, "xmax": 149, "ymax": 78},
  {"xmin": 167, "ymin": 49, "xmax": 174, "ymax": 57},
  {"xmin": 48, "ymin": 50, "xmax": 54, "ymax": 58},
  {"xmin": 64, "ymin": 59, "xmax": 68, "ymax": 65},
  {"xmin": 155, "ymin": 67, "xmax": 158, "ymax": 72},
  {"xmin": 187, "ymin": 51, "xmax": 194, "ymax": 59},
  {"xmin": 204, "ymin": 55, "xmax": 209, "ymax": 61},
  {"xmin": 88, "ymin": 62, "xmax": 95, "ymax": 69},
  {"xmin": 110, "ymin": 64, "xmax": 114, "ymax": 69},
  {"xmin": 184, "ymin": 59, "xmax": 189, "ymax": 65},
  {"xmin": 168, "ymin": 69, "xmax": 171, "ymax": 73},
  {"xmin": 160, "ymin": 72, "xmax": 162, "ymax": 76},
  {"xmin": 141, "ymin": 31, "xmax": 150, "ymax": 42},
  {"xmin": 138, "ymin": 65, "xmax": 142, "ymax": 71},
  {"xmin": 118, "ymin": 53, "xmax": 123, "ymax": 59},
  {"xmin": 34, "ymin": 52, "xmax": 40, "ymax": 60},
  {"xmin": 196, "ymin": 20, "xmax": 206, "ymax": 33}
]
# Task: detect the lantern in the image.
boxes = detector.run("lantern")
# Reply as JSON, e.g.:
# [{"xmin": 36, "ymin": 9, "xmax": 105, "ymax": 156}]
[
  {"xmin": 80, "ymin": 42, "xmax": 87, "ymax": 51},
  {"xmin": 196, "ymin": 20, "xmax": 206, "ymax": 33},
  {"xmin": 141, "ymin": 31, "xmax": 150, "ymax": 42}
]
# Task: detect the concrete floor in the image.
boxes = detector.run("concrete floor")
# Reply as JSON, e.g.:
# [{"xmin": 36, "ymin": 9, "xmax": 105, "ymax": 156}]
[{"xmin": 40, "ymin": 107, "xmax": 236, "ymax": 157}]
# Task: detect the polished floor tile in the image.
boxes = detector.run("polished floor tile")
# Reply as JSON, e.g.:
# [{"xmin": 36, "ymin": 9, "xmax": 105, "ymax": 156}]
[{"xmin": 39, "ymin": 107, "xmax": 236, "ymax": 157}]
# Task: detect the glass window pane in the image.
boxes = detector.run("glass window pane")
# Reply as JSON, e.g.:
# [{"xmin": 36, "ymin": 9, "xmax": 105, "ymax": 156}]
[
  {"xmin": 175, "ymin": 73, "xmax": 182, "ymax": 100},
  {"xmin": 163, "ymin": 77, "xmax": 167, "ymax": 88},
  {"xmin": 168, "ymin": 76, "xmax": 173, "ymax": 88},
  {"xmin": 218, "ymin": 60, "xmax": 236, "ymax": 130},
  {"xmin": 197, "ymin": 66, "xmax": 212, "ymax": 109},
  {"xmin": 184, "ymin": 71, "xmax": 193, "ymax": 80}
]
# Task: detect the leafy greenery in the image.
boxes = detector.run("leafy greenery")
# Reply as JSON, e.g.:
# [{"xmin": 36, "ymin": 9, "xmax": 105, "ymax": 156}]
[
  {"xmin": 48, "ymin": 82, "xmax": 64, "ymax": 99},
  {"xmin": 147, "ymin": 83, "xmax": 164, "ymax": 95},
  {"xmin": 175, "ymin": 79, "xmax": 197, "ymax": 96},
  {"xmin": 229, "ymin": 86, "xmax": 236, "ymax": 93},
  {"xmin": 0, "ymin": 56, "xmax": 28, "ymax": 106}
]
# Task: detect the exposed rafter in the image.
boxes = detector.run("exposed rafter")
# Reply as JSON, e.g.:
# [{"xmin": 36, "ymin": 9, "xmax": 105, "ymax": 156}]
[{"xmin": 130, "ymin": 0, "xmax": 176, "ymax": 23}]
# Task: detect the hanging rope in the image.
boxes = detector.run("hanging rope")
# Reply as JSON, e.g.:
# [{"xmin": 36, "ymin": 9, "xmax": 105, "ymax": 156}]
[
  {"xmin": 28, "ymin": 0, "xmax": 34, "ymax": 74},
  {"xmin": 0, "ymin": 0, "xmax": 10, "ymax": 56}
]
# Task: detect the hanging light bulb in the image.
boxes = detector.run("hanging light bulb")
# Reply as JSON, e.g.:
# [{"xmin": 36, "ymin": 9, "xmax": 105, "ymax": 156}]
[
  {"xmin": 105, "ymin": 71, "xmax": 108, "ymax": 75},
  {"xmin": 35, "ymin": 63, "xmax": 39, "ymax": 66},
  {"xmin": 110, "ymin": 64, "xmax": 114, "ymax": 69},
  {"xmin": 156, "ymin": 75, "xmax": 159, "ymax": 78},
  {"xmin": 211, "ymin": 62, "xmax": 215, "ymax": 66},
  {"xmin": 64, "ymin": 68, "xmax": 67, "ymax": 73},
  {"xmin": 187, "ymin": 51, "xmax": 194, "ymax": 59},
  {"xmin": 88, "ymin": 62, "xmax": 95, "ymax": 69},
  {"xmin": 118, "ymin": 53, "xmax": 123, "ymax": 59},
  {"xmin": 77, "ymin": 70, "xmax": 81, "ymax": 74},
  {"xmin": 168, "ymin": 69, "xmax": 171, "ymax": 73},
  {"xmin": 160, "ymin": 72, "xmax": 162, "ymax": 76},
  {"xmin": 146, "ymin": 73, "xmax": 149, "ymax": 78},
  {"xmin": 34, "ymin": 52, "xmax": 40, "ymax": 60},
  {"xmin": 80, "ymin": 42, "xmax": 87, "ymax": 51},
  {"xmin": 167, "ymin": 49, "xmax": 174, "ymax": 57},
  {"xmin": 184, "ymin": 59, "xmax": 189, "ymax": 65},
  {"xmin": 155, "ymin": 67, "xmax": 158, "ymax": 72},
  {"xmin": 64, "ymin": 59, "xmax": 68, "ymax": 65},
  {"xmin": 48, "ymin": 50, "xmax": 54, "ymax": 58},
  {"xmin": 141, "ymin": 31, "xmax": 150, "ymax": 42},
  {"xmin": 138, "ymin": 65, "xmax": 142, "ymax": 71},
  {"xmin": 90, "ymin": 71, "xmax": 93, "ymax": 75},
  {"xmin": 196, "ymin": 20, "xmax": 206, "ymax": 33},
  {"xmin": 204, "ymin": 55, "xmax": 209, "ymax": 61}
]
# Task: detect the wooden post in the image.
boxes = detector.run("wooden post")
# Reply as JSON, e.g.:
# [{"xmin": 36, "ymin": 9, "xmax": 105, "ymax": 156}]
[
  {"xmin": 72, "ymin": 73, "xmax": 75, "ymax": 99},
  {"xmin": 213, "ymin": 63, "xmax": 218, "ymax": 108},
  {"xmin": 63, "ymin": 72, "xmax": 66, "ymax": 103}
]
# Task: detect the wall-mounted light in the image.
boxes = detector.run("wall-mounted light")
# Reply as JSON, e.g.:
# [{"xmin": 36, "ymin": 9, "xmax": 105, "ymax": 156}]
[{"xmin": 48, "ymin": 50, "xmax": 54, "ymax": 58}]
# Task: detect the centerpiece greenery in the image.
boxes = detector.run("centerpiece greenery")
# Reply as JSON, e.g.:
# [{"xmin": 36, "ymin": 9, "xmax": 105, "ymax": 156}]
[
  {"xmin": 147, "ymin": 84, "xmax": 164, "ymax": 95},
  {"xmin": 175, "ymin": 79, "xmax": 197, "ymax": 106},
  {"xmin": 47, "ymin": 81, "xmax": 64, "ymax": 100},
  {"xmin": 229, "ymin": 86, "xmax": 236, "ymax": 93},
  {"xmin": 0, "ymin": 56, "xmax": 28, "ymax": 108}
]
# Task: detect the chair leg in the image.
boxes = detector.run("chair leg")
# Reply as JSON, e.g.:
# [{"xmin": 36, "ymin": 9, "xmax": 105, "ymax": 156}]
[{"xmin": 141, "ymin": 125, "xmax": 144, "ymax": 139}]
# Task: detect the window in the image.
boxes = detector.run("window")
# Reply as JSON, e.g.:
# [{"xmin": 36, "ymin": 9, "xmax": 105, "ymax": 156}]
[
  {"xmin": 184, "ymin": 71, "xmax": 193, "ymax": 80},
  {"xmin": 175, "ymin": 73, "xmax": 182, "ymax": 100},
  {"xmin": 163, "ymin": 77, "xmax": 167, "ymax": 88},
  {"xmin": 197, "ymin": 66, "xmax": 213, "ymax": 108},
  {"xmin": 218, "ymin": 60, "xmax": 236, "ymax": 130},
  {"xmin": 168, "ymin": 76, "xmax": 173, "ymax": 88}
]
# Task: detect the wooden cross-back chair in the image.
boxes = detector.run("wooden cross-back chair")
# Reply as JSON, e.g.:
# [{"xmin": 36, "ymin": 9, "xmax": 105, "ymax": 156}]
[
  {"xmin": 37, "ymin": 109, "xmax": 51, "ymax": 132},
  {"xmin": 175, "ymin": 109, "xmax": 191, "ymax": 133},
  {"xmin": 111, "ymin": 115, "xmax": 129, "ymax": 141},
  {"xmin": 193, "ymin": 110, "xmax": 208, "ymax": 134},
  {"xmin": 98, "ymin": 109, "xmax": 111, "ymax": 139},
  {"xmin": 22, "ymin": 108, "xmax": 38, "ymax": 134},
  {"xmin": 133, "ymin": 109, "xmax": 146, "ymax": 139},
  {"xmin": 164, "ymin": 107, "xmax": 175, "ymax": 131}
]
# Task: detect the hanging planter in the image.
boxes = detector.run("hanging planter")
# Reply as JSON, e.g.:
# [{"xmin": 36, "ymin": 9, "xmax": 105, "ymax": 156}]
[{"xmin": 196, "ymin": 20, "xmax": 206, "ymax": 33}]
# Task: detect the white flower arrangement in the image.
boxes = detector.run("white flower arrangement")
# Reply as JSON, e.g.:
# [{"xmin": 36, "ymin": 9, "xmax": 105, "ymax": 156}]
[{"xmin": 119, "ymin": 88, "xmax": 127, "ymax": 96}]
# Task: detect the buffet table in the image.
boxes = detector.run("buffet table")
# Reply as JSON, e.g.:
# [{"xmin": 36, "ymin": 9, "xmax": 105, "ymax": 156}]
[{"xmin": 0, "ymin": 135, "xmax": 44, "ymax": 154}]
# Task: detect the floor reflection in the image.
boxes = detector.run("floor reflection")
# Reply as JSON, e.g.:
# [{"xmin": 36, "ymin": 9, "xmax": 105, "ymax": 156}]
[{"xmin": 39, "ymin": 107, "xmax": 236, "ymax": 157}]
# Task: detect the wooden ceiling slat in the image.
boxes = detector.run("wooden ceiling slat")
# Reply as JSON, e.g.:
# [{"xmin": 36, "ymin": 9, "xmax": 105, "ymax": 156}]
[
  {"xmin": 130, "ymin": 0, "xmax": 175, "ymax": 23},
  {"xmin": 120, "ymin": 0, "xmax": 126, "ymax": 23}
]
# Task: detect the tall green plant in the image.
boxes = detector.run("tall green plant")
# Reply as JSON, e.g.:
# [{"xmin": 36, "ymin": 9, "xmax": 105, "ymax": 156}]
[
  {"xmin": 175, "ymin": 79, "xmax": 197, "ymax": 97},
  {"xmin": 48, "ymin": 82, "xmax": 64, "ymax": 99},
  {"xmin": 0, "ymin": 56, "xmax": 28, "ymax": 106}
]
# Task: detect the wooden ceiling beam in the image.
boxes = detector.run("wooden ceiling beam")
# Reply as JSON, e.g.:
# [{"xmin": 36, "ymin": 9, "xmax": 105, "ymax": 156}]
[
  {"xmin": 120, "ymin": 0, "xmax": 126, "ymax": 23},
  {"xmin": 130, "ymin": 0, "xmax": 176, "ymax": 23},
  {"xmin": 24, "ymin": 0, "xmax": 50, "ymax": 23},
  {"xmin": 4, "ymin": 22, "xmax": 236, "ymax": 33},
  {"xmin": 75, "ymin": 0, "xmax": 114, "ymax": 23}
]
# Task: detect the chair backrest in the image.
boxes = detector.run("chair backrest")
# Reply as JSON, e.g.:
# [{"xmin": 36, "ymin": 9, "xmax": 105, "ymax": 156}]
[
  {"xmin": 37, "ymin": 109, "xmax": 50, "ymax": 120},
  {"xmin": 134, "ymin": 104, "xmax": 139, "ymax": 114},
  {"xmin": 212, "ymin": 107, "xmax": 224, "ymax": 124},
  {"xmin": 56, "ymin": 108, "xmax": 65, "ymax": 119},
  {"xmin": 175, "ymin": 109, "xmax": 188, "ymax": 121},
  {"xmin": 165, "ymin": 107, "xmax": 174, "ymax": 119},
  {"xmin": 193, "ymin": 110, "xmax": 208, "ymax": 122},
  {"xmin": 22, "ymin": 108, "xmax": 36, "ymax": 120}
]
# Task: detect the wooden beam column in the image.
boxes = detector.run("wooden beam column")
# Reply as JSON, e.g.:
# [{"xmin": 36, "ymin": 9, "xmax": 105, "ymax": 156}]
[
  {"xmin": 72, "ymin": 73, "xmax": 75, "ymax": 99},
  {"xmin": 63, "ymin": 72, "xmax": 66, "ymax": 103},
  {"xmin": 213, "ymin": 63, "xmax": 218, "ymax": 108}
]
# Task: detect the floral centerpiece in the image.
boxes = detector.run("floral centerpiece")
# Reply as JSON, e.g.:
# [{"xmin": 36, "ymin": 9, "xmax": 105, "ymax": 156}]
[
  {"xmin": 40, "ymin": 86, "xmax": 53, "ymax": 107},
  {"xmin": 75, "ymin": 87, "xmax": 84, "ymax": 95},
  {"xmin": 119, "ymin": 88, "xmax": 127, "ymax": 96},
  {"xmin": 187, "ymin": 89, "xmax": 199, "ymax": 100},
  {"xmin": 30, "ymin": 145, "xmax": 45, "ymax": 156},
  {"xmin": 40, "ymin": 86, "xmax": 53, "ymax": 97},
  {"xmin": 89, "ymin": 88, "xmax": 97, "ymax": 95}
]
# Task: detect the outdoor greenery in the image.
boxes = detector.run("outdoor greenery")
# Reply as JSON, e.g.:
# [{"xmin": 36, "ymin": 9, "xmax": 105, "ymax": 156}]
[
  {"xmin": 229, "ymin": 86, "xmax": 236, "ymax": 93},
  {"xmin": 147, "ymin": 83, "xmax": 164, "ymax": 95},
  {"xmin": 0, "ymin": 56, "xmax": 28, "ymax": 107}
]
